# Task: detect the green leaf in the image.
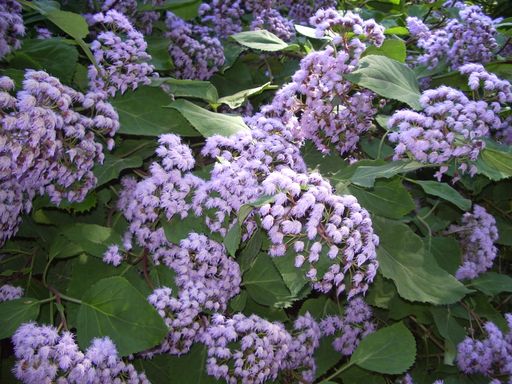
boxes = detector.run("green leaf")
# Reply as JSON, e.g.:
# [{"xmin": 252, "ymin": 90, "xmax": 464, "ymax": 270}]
[
  {"xmin": 426, "ymin": 237, "xmax": 461, "ymax": 275},
  {"xmin": 224, "ymin": 223, "xmax": 242, "ymax": 257},
  {"xmin": 299, "ymin": 296, "xmax": 340, "ymax": 320},
  {"xmin": 345, "ymin": 55, "xmax": 422, "ymax": 110},
  {"xmin": 56, "ymin": 223, "xmax": 120, "ymax": 258},
  {"xmin": 8, "ymin": 38, "xmax": 78, "ymax": 84},
  {"xmin": 217, "ymin": 82, "xmax": 274, "ymax": 109},
  {"xmin": 133, "ymin": 354, "xmax": 174, "ymax": 384},
  {"xmin": 348, "ymin": 178, "xmax": 415, "ymax": 219},
  {"xmin": 76, "ymin": 276, "xmax": 168, "ymax": 356},
  {"xmin": 468, "ymin": 272, "xmax": 512, "ymax": 296},
  {"xmin": 431, "ymin": 307, "xmax": 466, "ymax": 365},
  {"xmin": 351, "ymin": 160, "xmax": 424, "ymax": 188},
  {"xmin": 138, "ymin": 0, "xmax": 201, "ymax": 20},
  {"xmin": 0, "ymin": 298, "xmax": 41, "ymax": 339},
  {"xmin": 272, "ymin": 248, "xmax": 311, "ymax": 300},
  {"xmin": 167, "ymin": 343, "xmax": 217, "ymax": 383},
  {"xmin": 295, "ymin": 24, "xmax": 329, "ymax": 40},
  {"xmin": 146, "ymin": 36, "xmax": 173, "ymax": 71},
  {"xmin": 238, "ymin": 229, "xmax": 263, "ymax": 273},
  {"xmin": 155, "ymin": 77, "xmax": 219, "ymax": 103},
  {"xmin": 93, "ymin": 153, "xmax": 143, "ymax": 188},
  {"xmin": 231, "ymin": 30, "xmax": 289, "ymax": 51},
  {"xmin": 46, "ymin": 10, "xmax": 88, "ymax": 39},
  {"xmin": 362, "ymin": 39, "xmax": 406, "ymax": 62},
  {"xmin": 243, "ymin": 253, "xmax": 292, "ymax": 307},
  {"xmin": 162, "ymin": 214, "xmax": 211, "ymax": 244},
  {"xmin": 351, "ymin": 322, "xmax": 416, "ymax": 374},
  {"xmin": 411, "ymin": 180, "xmax": 471, "ymax": 211},
  {"xmin": 374, "ymin": 217, "xmax": 472, "ymax": 304},
  {"xmin": 384, "ymin": 26, "xmax": 409, "ymax": 35},
  {"xmin": 476, "ymin": 145, "xmax": 512, "ymax": 181},
  {"xmin": 112, "ymin": 86, "xmax": 199, "ymax": 137},
  {"xmin": 339, "ymin": 366, "xmax": 386, "ymax": 384},
  {"xmin": 169, "ymin": 99, "xmax": 250, "ymax": 137}
]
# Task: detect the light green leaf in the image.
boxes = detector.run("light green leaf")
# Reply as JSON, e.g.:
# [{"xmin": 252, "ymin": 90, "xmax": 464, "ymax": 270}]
[
  {"xmin": 93, "ymin": 153, "xmax": 143, "ymax": 188},
  {"xmin": 374, "ymin": 217, "xmax": 472, "ymax": 304},
  {"xmin": 476, "ymin": 146, "xmax": 512, "ymax": 181},
  {"xmin": 345, "ymin": 55, "xmax": 422, "ymax": 110},
  {"xmin": 112, "ymin": 86, "xmax": 199, "ymax": 137},
  {"xmin": 411, "ymin": 180, "xmax": 471, "ymax": 211},
  {"xmin": 231, "ymin": 30, "xmax": 289, "ymax": 51},
  {"xmin": 169, "ymin": 99, "xmax": 250, "ymax": 137},
  {"xmin": 0, "ymin": 298, "xmax": 41, "ymax": 339},
  {"xmin": 295, "ymin": 25, "xmax": 329, "ymax": 40},
  {"xmin": 56, "ymin": 223, "xmax": 120, "ymax": 258},
  {"xmin": 362, "ymin": 39, "xmax": 406, "ymax": 62},
  {"xmin": 46, "ymin": 10, "xmax": 88, "ymax": 39},
  {"xmin": 384, "ymin": 26, "xmax": 409, "ymax": 35},
  {"xmin": 468, "ymin": 272, "xmax": 512, "ymax": 296},
  {"xmin": 348, "ymin": 178, "xmax": 415, "ymax": 219},
  {"xmin": 217, "ymin": 82, "xmax": 274, "ymax": 109},
  {"xmin": 155, "ymin": 77, "xmax": 219, "ymax": 103},
  {"xmin": 351, "ymin": 322, "xmax": 416, "ymax": 374},
  {"xmin": 76, "ymin": 277, "xmax": 168, "ymax": 356},
  {"xmin": 351, "ymin": 160, "xmax": 424, "ymax": 187}
]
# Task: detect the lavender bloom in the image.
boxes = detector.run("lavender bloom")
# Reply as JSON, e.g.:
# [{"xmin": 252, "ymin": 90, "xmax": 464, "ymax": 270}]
[
  {"xmin": 87, "ymin": 10, "xmax": 155, "ymax": 97},
  {"xmin": 12, "ymin": 323, "xmax": 149, "ymax": 383},
  {"xmin": 257, "ymin": 168, "xmax": 379, "ymax": 298},
  {"xmin": 35, "ymin": 27, "xmax": 52, "ymax": 39},
  {"xmin": 457, "ymin": 315, "xmax": 512, "ymax": 381},
  {"xmin": 280, "ymin": 0, "xmax": 338, "ymax": 24},
  {"xmin": 0, "ymin": 284, "xmax": 24, "ymax": 301},
  {"xmin": 199, "ymin": 0, "xmax": 244, "ymax": 39},
  {"xmin": 0, "ymin": 0, "xmax": 25, "ymax": 60},
  {"xmin": 407, "ymin": 2, "xmax": 498, "ymax": 70},
  {"xmin": 0, "ymin": 71, "xmax": 119, "ymax": 244},
  {"xmin": 320, "ymin": 297, "xmax": 376, "ymax": 355},
  {"xmin": 118, "ymin": 134, "xmax": 202, "ymax": 251},
  {"xmin": 388, "ymin": 86, "xmax": 497, "ymax": 181},
  {"xmin": 447, "ymin": 205, "xmax": 499, "ymax": 280},
  {"xmin": 201, "ymin": 313, "xmax": 292, "ymax": 384},
  {"xmin": 165, "ymin": 12, "xmax": 224, "ymax": 80},
  {"xmin": 251, "ymin": 8, "xmax": 295, "ymax": 41},
  {"xmin": 103, "ymin": 244, "xmax": 123, "ymax": 266},
  {"xmin": 282, "ymin": 313, "xmax": 322, "ymax": 383}
]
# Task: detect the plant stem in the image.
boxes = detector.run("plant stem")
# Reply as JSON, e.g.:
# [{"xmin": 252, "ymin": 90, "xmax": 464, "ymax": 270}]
[{"xmin": 317, "ymin": 362, "xmax": 354, "ymax": 383}]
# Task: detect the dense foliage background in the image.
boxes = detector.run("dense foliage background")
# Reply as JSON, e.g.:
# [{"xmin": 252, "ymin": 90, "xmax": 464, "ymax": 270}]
[{"xmin": 0, "ymin": 0, "xmax": 512, "ymax": 383}]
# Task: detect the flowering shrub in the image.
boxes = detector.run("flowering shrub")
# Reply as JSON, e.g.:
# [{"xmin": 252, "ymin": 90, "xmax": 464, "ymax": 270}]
[{"xmin": 0, "ymin": 1, "xmax": 511, "ymax": 384}]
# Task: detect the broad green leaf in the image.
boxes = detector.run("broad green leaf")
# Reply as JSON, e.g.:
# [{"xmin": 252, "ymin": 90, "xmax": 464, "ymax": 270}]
[
  {"xmin": 146, "ymin": 36, "xmax": 173, "ymax": 71},
  {"xmin": 476, "ymin": 146, "xmax": 512, "ymax": 181},
  {"xmin": 272, "ymin": 248, "xmax": 311, "ymax": 300},
  {"xmin": 112, "ymin": 87, "xmax": 198, "ymax": 137},
  {"xmin": 76, "ymin": 276, "xmax": 168, "ymax": 356},
  {"xmin": 231, "ymin": 30, "xmax": 289, "ymax": 51},
  {"xmin": 169, "ymin": 99, "xmax": 250, "ymax": 137},
  {"xmin": 167, "ymin": 343, "xmax": 217, "ymax": 383},
  {"xmin": 340, "ymin": 366, "xmax": 386, "ymax": 384},
  {"xmin": 46, "ymin": 10, "xmax": 88, "ymax": 39},
  {"xmin": 468, "ymin": 272, "xmax": 512, "ymax": 296},
  {"xmin": 133, "ymin": 355, "xmax": 174, "ymax": 384},
  {"xmin": 243, "ymin": 253, "xmax": 292, "ymax": 307},
  {"xmin": 224, "ymin": 223, "xmax": 242, "ymax": 257},
  {"xmin": 362, "ymin": 39, "xmax": 406, "ymax": 62},
  {"xmin": 351, "ymin": 160, "xmax": 424, "ymax": 187},
  {"xmin": 57, "ymin": 223, "xmax": 120, "ymax": 258},
  {"xmin": 162, "ymin": 214, "xmax": 212, "ymax": 244},
  {"xmin": 425, "ymin": 237, "xmax": 461, "ymax": 275},
  {"xmin": 299, "ymin": 296, "xmax": 340, "ymax": 320},
  {"xmin": 411, "ymin": 180, "xmax": 471, "ymax": 211},
  {"xmin": 229, "ymin": 291, "xmax": 248, "ymax": 312},
  {"xmin": 345, "ymin": 55, "xmax": 422, "ymax": 110},
  {"xmin": 0, "ymin": 298, "xmax": 41, "ymax": 339},
  {"xmin": 472, "ymin": 294, "xmax": 508, "ymax": 331},
  {"xmin": 243, "ymin": 297, "xmax": 288, "ymax": 322},
  {"xmin": 9, "ymin": 38, "xmax": 78, "ymax": 84},
  {"xmin": 351, "ymin": 322, "xmax": 416, "ymax": 374},
  {"xmin": 155, "ymin": 77, "xmax": 219, "ymax": 103},
  {"xmin": 295, "ymin": 25, "xmax": 329, "ymax": 40},
  {"xmin": 58, "ymin": 193, "xmax": 97, "ymax": 214},
  {"xmin": 374, "ymin": 217, "xmax": 471, "ymax": 304},
  {"xmin": 431, "ymin": 307, "xmax": 466, "ymax": 365},
  {"xmin": 216, "ymin": 82, "xmax": 274, "ymax": 109},
  {"xmin": 366, "ymin": 274, "xmax": 397, "ymax": 309},
  {"xmin": 384, "ymin": 26, "xmax": 409, "ymax": 35},
  {"xmin": 348, "ymin": 178, "xmax": 415, "ymax": 219},
  {"xmin": 93, "ymin": 153, "xmax": 143, "ymax": 188},
  {"xmin": 238, "ymin": 229, "xmax": 263, "ymax": 273},
  {"xmin": 138, "ymin": 0, "xmax": 201, "ymax": 20}
]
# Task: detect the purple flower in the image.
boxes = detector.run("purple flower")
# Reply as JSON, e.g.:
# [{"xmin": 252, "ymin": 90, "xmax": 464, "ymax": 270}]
[
  {"xmin": 199, "ymin": 0, "xmax": 244, "ymax": 39},
  {"xmin": 0, "ymin": 0, "xmax": 25, "ymax": 59},
  {"xmin": 0, "ymin": 284, "xmax": 23, "ymax": 301}
]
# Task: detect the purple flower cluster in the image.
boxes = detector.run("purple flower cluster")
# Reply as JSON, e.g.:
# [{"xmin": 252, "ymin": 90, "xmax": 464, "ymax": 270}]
[
  {"xmin": 251, "ymin": 8, "xmax": 295, "ymax": 41},
  {"xmin": 388, "ymin": 86, "xmax": 498, "ymax": 180},
  {"xmin": 282, "ymin": 313, "xmax": 322, "ymax": 383},
  {"xmin": 88, "ymin": 10, "xmax": 155, "ymax": 98},
  {"xmin": 35, "ymin": 27, "xmax": 52, "ymax": 40},
  {"xmin": 402, "ymin": 374, "xmax": 445, "ymax": 384},
  {"xmin": 280, "ymin": 0, "xmax": 338, "ymax": 24},
  {"xmin": 457, "ymin": 315, "xmax": 512, "ymax": 382},
  {"xmin": 447, "ymin": 205, "xmax": 499, "ymax": 280},
  {"xmin": 12, "ymin": 323, "xmax": 149, "ymax": 383},
  {"xmin": 193, "ymin": 114, "xmax": 305, "ymax": 236},
  {"xmin": 103, "ymin": 244, "xmax": 123, "ymax": 266},
  {"xmin": 407, "ymin": 2, "xmax": 498, "ymax": 70},
  {"xmin": 0, "ymin": 71, "xmax": 119, "ymax": 244},
  {"xmin": 118, "ymin": 134, "xmax": 202, "ymax": 251},
  {"xmin": 261, "ymin": 8, "xmax": 384, "ymax": 156},
  {"xmin": 258, "ymin": 167, "xmax": 379, "ymax": 297},
  {"xmin": 0, "ymin": 284, "xmax": 24, "ymax": 301},
  {"xmin": 0, "ymin": 0, "xmax": 25, "ymax": 60},
  {"xmin": 201, "ymin": 313, "xmax": 292, "ymax": 384},
  {"xmin": 320, "ymin": 297, "xmax": 375, "ymax": 355},
  {"xmin": 165, "ymin": 12, "xmax": 224, "ymax": 80},
  {"xmin": 147, "ymin": 233, "xmax": 241, "ymax": 355},
  {"xmin": 198, "ymin": 0, "xmax": 244, "ymax": 39}
]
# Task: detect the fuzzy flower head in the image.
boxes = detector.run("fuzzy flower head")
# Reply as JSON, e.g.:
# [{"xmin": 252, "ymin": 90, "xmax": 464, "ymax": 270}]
[
  {"xmin": 257, "ymin": 167, "xmax": 379, "ymax": 298},
  {"xmin": 202, "ymin": 313, "xmax": 293, "ymax": 384},
  {"xmin": 199, "ymin": 0, "xmax": 244, "ymax": 39},
  {"xmin": 447, "ymin": 204, "xmax": 499, "ymax": 280},
  {"xmin": 0, "ymin": 0, "xmax": 25, "ymax": 60},
  {"xmin": 0, "ymin": 284, "xmax": 24, "ymax": 301},
  {"xmin": 88, "ymin": 10, "xmax": 155, "ymax": 97},
  {"xmin": 251, "ymin": 8, "xmax": 295, "ymax": 41}
]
